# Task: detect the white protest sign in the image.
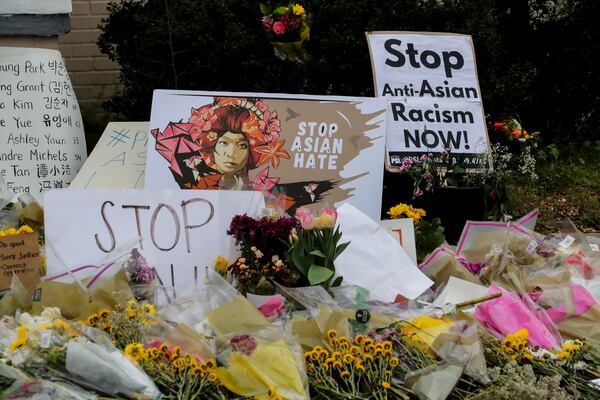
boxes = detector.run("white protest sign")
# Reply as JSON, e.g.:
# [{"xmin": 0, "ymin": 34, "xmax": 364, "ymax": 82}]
[
  {"xmin": 44, "ymin": 189, "xmax": 265, "ymax": 287},
  {"xmin": 0, "ymin": 0, "xmax": 71, "ymax": 14},
  {"xmin": 378, "ymin": 218, "xmax": 417, "ymax": 264},
  {"xmin": 146, "ymin": 90, "xmax": 386, "ymax": 221},
  {"xmin": 366, "ymin": 32, "xmax": 490, "ymax": 169},
  {"xmin": 71, "ymin": 122, "xmax": 148, "ymax": 189},
  {"xmin": 0, "ymin": 47, "xmax": 86, "ymax": 202}
]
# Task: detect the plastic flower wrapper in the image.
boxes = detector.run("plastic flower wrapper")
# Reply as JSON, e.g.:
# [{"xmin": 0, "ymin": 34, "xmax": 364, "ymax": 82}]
[
  {"xmin": 64, "ymin": 337, "xmax": 160, "ymax": 399},
  {"xmin": 474, "ymin": 284, "xmax": 561, "ymax": 349},
  {"xmin": 525, "ymin": 267, "xmax": 600, "ymax": 342},
  {"xmin": 213, "ymin": 325, "xmax": 309, "ymax": 399},
  {"xmin": 0, "ymin": 273, "xmax": 32, "ymax": 317},
  {"xmin": 0, "ymin": 361, "xmax": 96, "ymax": 400},
  {"xmin": 277, "ymin": 284, "xmax": 351, "ymax": 346},
  {"xmin": 419, "ymin": 246, "xmax": 483, "ymax": 287},
  {"xmin": 144, "ymin": 316, "xmax": 214, "ymax": 362},
  {"xmin": 159, "ymin": 269, "xmax": 269, "ymax": 336},
  {"xmin": 456, "ymin": 221, "xmax": 545, "ymax": 265}
]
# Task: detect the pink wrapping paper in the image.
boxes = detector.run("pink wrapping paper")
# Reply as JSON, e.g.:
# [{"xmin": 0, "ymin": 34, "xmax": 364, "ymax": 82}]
[{"xmin": 475, "ymin": 285, "xmax": 560, "ymax": 349}]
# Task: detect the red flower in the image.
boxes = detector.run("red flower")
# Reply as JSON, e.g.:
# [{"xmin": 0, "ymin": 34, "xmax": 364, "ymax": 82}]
[
  {"xmin": 273, "ymin": 21, "xmax": 286, "ymax": 35},
  {"xmin": 254, "ymin": 139, "xmax": 290, "ymax": 168}
]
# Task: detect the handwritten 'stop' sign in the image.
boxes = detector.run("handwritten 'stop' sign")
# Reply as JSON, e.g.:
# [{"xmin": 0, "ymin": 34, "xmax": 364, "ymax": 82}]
[
  {"xmin": 0, "ymin": 231, "xmax": 42, "ymax": 293},
  {"xmin": 146, "ymin": 90, "xmax": 386, "ymax": 221},
  {"xmin": 0, "ymin": 48, "xmax": 87, "ymax": 202},
  {"xmin": 70, "ymin": 122, "xmax": 148, "ymax": 189},
  {"xmin": 44, "ymin": 189, "xmax": 265, "ymax": 288},
  {"xmin": 366, "ymin": 32, "xmax": 489, "ymax": 168}
]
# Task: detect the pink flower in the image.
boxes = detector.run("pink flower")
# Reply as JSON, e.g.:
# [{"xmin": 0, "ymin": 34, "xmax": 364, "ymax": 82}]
[
  {"xmin": 258, "ymin": 110, "xmax": 281, "ymax": 142},
  {"xmin": 295, "ymin": 207, "xmax": 315, "ymax": 230},
  {"xmin": 261, "ymin": 16, "xmax": 273, "ymax": 31},
  {"xmin": 413, "ymin": 189, "xmax": 424, "ymax": 199},
  {"xmin": 273, "ymin": 21, "xmax": 286, "ymax": 35},
  {"xmin": 255, "ymin": 100, "xmax": 268, "ymax": 113},
  {"xmin": 402, "ymin": 159, "xmax": 412, "ymax": 169},
  {"xmin": 320, "ymin": 208, "xmax": 337, "ymax": 222}
]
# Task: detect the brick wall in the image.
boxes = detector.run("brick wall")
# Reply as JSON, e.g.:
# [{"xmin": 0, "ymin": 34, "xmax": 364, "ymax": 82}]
[{"xmin": 58, "ymin": 0, "xmax": 122, "ymax": 132}]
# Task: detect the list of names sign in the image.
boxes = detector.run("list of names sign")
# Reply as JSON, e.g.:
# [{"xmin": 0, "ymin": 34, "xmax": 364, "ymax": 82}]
[{"xmin": 0, "ymin": 47, "xmax": 87, "ymax": 201}]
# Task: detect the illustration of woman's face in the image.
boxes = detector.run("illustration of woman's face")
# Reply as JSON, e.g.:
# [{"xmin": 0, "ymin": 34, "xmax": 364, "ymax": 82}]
[{"xmin": 213, "ymin": 131, "xmax": 250, "ymax": 175}]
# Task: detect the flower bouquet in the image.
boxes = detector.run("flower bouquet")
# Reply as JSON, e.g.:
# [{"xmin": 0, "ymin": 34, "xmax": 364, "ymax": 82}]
[
  {"xmin": 260, "ymin": 2, "xmax": 310, "ymax": 61},
  {"xmin": 227, "ymin": 214, "xmax": 300, "ymax": 295},
  {"xmin": 124, "ymin": 248, "xmax": 158, "ymax": 302},
  {"xmin": 387, "ymin": 203, "xmax": 445, "ymax": 263},
  {"xmin": 286, "ymin": 207, "xmax": 349, "ymax": 291}
]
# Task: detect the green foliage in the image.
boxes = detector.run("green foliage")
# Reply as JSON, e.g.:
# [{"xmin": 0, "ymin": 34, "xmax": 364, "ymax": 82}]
[
  {"xmin": 98, "ymin": 0, "xmax": 504, "ymax": 120},
  {"xmin": 415, "ymin": 218, "xmax": 445, "ymax": 263},
  {"xmin": 286, "ymin": 226, "xmax": 349, "ymax": 288}
]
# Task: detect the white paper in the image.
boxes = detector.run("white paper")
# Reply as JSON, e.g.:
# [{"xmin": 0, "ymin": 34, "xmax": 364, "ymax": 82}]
[
  {"xmin": 432, "ymin": 276, "xmax": 488, "ymax": 307},
  {"xmin": 71, "ymin": 122, "xmax": 148, "ymax": 189},
  {"xmin": 0, "ymin": 47, "xmax": 86, "ymax": 203},
  {"xmin": 334, "ymin": 203, "xmax": 432, "ymax": 302},
  {"xmin": 379, "ymin": 218, "xmax": 417, "ymax": 264},
  {"xmin": 44, "ymin": 188, "xmax": 264, "ymax": 287},
  {"xmin": 366, "ymin": 32, "xmax": 489, "ymax": 169}
]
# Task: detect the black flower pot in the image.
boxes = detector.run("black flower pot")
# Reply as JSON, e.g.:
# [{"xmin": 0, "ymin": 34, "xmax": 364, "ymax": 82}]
[{"xmin": 430, "ymin": 186, "xmax": 485, "ymax": 245}]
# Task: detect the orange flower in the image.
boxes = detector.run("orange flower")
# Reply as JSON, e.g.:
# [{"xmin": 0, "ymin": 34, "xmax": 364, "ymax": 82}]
[{"xmin": 254, "ymin": 139, "xmax": 290, "ymax": 168}]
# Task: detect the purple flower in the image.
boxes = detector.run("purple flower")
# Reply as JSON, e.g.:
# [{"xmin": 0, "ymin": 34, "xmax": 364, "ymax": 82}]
[
  {"xmin": 402, "ymin": 159, "xmax": 412, "ymax": 169},
  {"xmin": 127, "ymin": 248, "xmax": 155, "ymax": 284},
  {"xmin": 420, "ymin": 154, "xmax": 429, "ymax": 162},
  {"xmin": 413, "ymin": 189, "xmax": 424, "ymax": 198}
]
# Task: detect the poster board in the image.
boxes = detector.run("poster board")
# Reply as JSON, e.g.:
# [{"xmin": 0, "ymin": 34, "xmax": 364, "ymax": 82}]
[
  {"xmin": 44, "ymin": 189, "xmax": 265, "ymax": 287},
  {"xmin": 366, "ymin": 32, "xmax": 490, "ymax": 170},
  {"xmin": 0, "ymin": 231, "xmax": 42, "ymax": 294},
  {"xmin": 70, "ymin": 122, "xmax": 148, "ymax": 189},
  {"xmin": 0, "ymin": 48, "xmax": 87, "ymax": 202},
  {"xmin": 146, "ymin": 90, "xmax": 386, "ymax": 221},
  {"xmin": 378, "ymin": 218, "xmax": 417, "ymax": 264}
]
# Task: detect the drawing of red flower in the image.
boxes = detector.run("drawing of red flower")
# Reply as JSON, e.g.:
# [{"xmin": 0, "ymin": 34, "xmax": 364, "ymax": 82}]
[{"xmin": 254, "ymin": 139, "xmax": 290, "ymax": 168}]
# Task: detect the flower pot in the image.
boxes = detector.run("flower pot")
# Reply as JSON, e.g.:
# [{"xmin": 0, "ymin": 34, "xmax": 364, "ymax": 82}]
[{"xmin": 430, "ymin": 186, "xmax": 485, "ymax": 245}]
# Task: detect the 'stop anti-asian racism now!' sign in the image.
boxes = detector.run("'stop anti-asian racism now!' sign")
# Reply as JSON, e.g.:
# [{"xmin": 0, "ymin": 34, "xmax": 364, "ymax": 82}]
[{"xmin": 366, "ymin": 32, "xmax": 490, "ymax": 169}]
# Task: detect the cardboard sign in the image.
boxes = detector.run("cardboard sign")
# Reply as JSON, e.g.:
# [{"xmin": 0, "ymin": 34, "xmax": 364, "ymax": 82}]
[
  {"xmin": 378, "ymin": 218, "xmax": 417, "ymax": 264},
  {"xmin": 0, "ymin": 47, "xmax": 87, "ymax": 202},
  {"xmin": 366, "ymin": 32, "xmax": 490, "ymax": 169},
  {"xmin": 70, "ymin": 122, "xmax": 148, "ymax": 189},
  {"xmin": 146, "ymin": 90, "xmax": 386, "ymax": 221},
  {"xmin": 44, "ymin": 189, "xmax": 265, "ymax": 287},
  {"xmin": 0, "ymin": 231, "xmax": 42, "ymax": 293}
]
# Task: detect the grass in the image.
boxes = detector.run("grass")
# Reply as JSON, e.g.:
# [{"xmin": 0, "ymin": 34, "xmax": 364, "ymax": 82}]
[{"xmin": 506, "ymin": 142, "xmax": 600, "ymax": 233}]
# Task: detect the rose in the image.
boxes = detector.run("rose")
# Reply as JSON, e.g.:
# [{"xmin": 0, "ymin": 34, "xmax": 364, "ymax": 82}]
[
  {"xmin": 295, "ymin": 207, "xmax": 315, "ymax": 230},
  {"xmin": 273, "ymin": 21, "xmax": 286, "ymax": 35}
]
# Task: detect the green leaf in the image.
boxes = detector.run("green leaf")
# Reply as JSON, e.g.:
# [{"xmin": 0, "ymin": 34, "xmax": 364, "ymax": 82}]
[
  {"xmin": 308, "ymin": 265, "xmax": 334, "ymax": 285},
  {"xmin": 309, "ymin": 249, "xmax": 326, "ymax": 258},
  {"xmin": 334, "ymin": 241, "xmax": 350, "ymax": 258},
  {"xmin": 259, "ymin": 3, "xmax": 270, "ymax": 15},
  {"xmin": 273, "ymin": 6, "xmax": 289, "ymax": 16},
  {"xmin": 331, "ymin": 276, "xmax": 343, "ymax": 287}
]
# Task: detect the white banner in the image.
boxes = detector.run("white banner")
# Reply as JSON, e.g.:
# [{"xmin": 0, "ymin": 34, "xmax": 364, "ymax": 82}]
[
  {"xmin": 367, "ymin": 32, "xmax": 490, "ymax": 168},
  {"xmin": 44, "ymin": 189, "xmax": 265, "ymax": 287}
]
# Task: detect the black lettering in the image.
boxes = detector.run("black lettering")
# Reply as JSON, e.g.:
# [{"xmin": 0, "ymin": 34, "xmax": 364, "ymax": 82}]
[
  {"xmin": 384, "ymin": 39, "xmax": 405, "ymax": 67},
  {"xmin": 442, "ymin": 51, "xmax": 464, "ymax": 78}
]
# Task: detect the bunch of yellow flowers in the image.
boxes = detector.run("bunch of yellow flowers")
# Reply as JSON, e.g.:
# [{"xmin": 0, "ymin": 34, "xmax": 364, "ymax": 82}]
[
  {"xmin": 501, "ymin": 328, "xmax": 533, "ymax": 361},
  {"xmin": 0, "ymin": 225, "xmax": 34, "ymax": 236},
  {"xmin": 304, "ymin": 329, "xmax": 408, "ymax": 399},
  {"xmin": 125, "ymin": 342, "xmax": 224, "ymax": 399},
  {"xmin": 387, "ymin": 203, "xmax": 426, "ymax": 224}
]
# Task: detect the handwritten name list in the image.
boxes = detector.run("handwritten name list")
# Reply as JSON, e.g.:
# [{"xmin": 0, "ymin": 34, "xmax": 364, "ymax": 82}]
[{"xmin": 0, "ymin": 47, "xmax": 86, "ymax": 201}]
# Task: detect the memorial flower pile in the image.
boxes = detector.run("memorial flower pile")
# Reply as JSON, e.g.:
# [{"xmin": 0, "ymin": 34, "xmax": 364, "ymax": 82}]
[
  {"xmin": 3, "ymin": 187, "xmax": 600, "ymax": 400},
  {"xmin": 492, "ymin": 117, "xmax": 540, "ymax": 144}
]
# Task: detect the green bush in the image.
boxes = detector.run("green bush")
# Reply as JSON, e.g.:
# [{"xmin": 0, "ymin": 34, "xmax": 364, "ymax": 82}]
[
  {"xmin": 98, "ymin": 0, "xmax": 505, "ymax": 119},
  {"xmin": 98, "ymin": 1, "xmax": 600, "ymax": 143}
]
